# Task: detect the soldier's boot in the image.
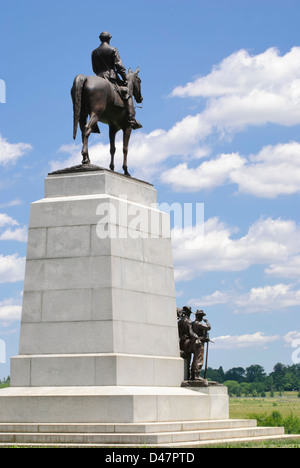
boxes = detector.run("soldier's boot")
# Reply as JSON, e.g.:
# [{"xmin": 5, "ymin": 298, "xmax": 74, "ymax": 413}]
[
  {"xmin": 127, "ymin": 97, "xmax": 143, "ymax": 130},
  {"xmin": 191, "ymin": 371, "xmax": 201, "ymax": 381}
]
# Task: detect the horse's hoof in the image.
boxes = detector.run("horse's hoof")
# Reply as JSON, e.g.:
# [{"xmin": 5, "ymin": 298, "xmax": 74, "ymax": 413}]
[
  {"xmin": 109, "ymin": 164, "xmax": 115, "ymax": 172},
  {"xmin": 123, "ymin": 166, "xmax": 131, "ymax": 177}
]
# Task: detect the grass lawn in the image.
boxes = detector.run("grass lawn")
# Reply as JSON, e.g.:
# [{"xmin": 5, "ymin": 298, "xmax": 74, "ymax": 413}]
[
  {"xmin": 229, "ymin": 392, "xmax": 300, "ymax": 420},
  {"xmin": 201, "ymin": 438, "xmax": 300, "ymax": 448}
]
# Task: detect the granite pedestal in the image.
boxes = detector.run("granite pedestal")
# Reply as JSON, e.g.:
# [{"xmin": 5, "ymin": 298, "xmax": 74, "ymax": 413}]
[{"xmin": 0, "ymin": 169, "xmax": 230, "ymax": 437}]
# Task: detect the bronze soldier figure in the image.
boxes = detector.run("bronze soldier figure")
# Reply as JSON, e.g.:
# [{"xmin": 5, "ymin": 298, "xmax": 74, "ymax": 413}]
[
  {"xmin": 178, "ymin": 306, "xmax": 204, "ymax": 381},
  {"xmin": 91, "ymin": 32, "xmax": 142, "ymax": 130},
  {"xmin": 191, "ymin": 310, "xmax": 211, "ymax": 380}
]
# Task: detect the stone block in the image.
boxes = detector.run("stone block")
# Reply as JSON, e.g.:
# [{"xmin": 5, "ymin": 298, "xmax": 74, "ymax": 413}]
[
  {"xmin": 42, "ymin": 289, "xmax": 92, "ymax": 322},
  {"xmin": 10, "ymin": 354, "xmax": 183, "ymax": 387},
  {"xmin": 45, "ymin": 170, "xmax": 157, "ymax": 207},
  {"xmin": 26, "ymin": 228, "xmax": 47, "ymax": 259},
  {"xmin": 21, "ymin": 291, "xmax": 42, "ymax": 323},
  {"xmin": 46, "ymin": 226, "xmax": 91, "ymax": 258},
  {"xmin": 19, "ymin": 321, "xmax": 115, "ymax": 355}
]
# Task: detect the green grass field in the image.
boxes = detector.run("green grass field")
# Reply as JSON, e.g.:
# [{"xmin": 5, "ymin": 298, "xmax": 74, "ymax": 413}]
[{"xmin": 229, "ymin": 392, "xmax": 300, "ymax": 420}]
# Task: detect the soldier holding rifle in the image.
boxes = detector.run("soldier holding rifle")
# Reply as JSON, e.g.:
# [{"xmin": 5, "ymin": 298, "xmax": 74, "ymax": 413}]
[{"xmin": 177, "ymin": 307, "xmax": 212, "ymax": 382}]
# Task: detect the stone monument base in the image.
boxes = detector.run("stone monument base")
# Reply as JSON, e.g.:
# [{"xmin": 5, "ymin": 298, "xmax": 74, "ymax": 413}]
[
  {"xmin": 0, "ymin": 385, "xmax": 289, "ymax": 447},
  {"xmin": 0, "ymin": 385, "xmax": 229, "ymax": 424},
  {"xmin": 0, "ymin": 169, "xmax": 293, "ymax": 446}
]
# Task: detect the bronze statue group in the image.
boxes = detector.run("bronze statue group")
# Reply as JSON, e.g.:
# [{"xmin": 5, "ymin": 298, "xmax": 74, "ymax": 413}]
[{"xmin": 177, "ymin": 306, "xmax": 212, "ymax": 382}]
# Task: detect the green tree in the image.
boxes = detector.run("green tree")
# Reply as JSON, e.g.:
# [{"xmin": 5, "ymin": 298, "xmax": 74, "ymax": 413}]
[
  {"xmin": 224, "ymin": 367, "xmax": 246, "ymax": 383},
  {"xmin": 246, "ymin": 364, "xmax": 266, "ymax": 383}
]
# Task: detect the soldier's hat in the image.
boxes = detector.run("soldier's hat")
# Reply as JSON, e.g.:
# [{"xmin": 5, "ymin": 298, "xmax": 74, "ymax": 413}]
[
  {"xmin": 195, "ymin": 309, "xmax": 206, "ymax": 317},
  {"xmin": 99, "ymin": 31, "xmax": 112, "ymax": 42},
  {"xmin": 182, "ymin": 306, "xmax": 192, "ymax": 315}
]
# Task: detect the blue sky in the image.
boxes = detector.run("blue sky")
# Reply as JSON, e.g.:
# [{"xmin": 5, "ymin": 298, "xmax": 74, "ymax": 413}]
[{"xmin": 1, "ymin": 0, "xmax": 300, "ymax": 377}]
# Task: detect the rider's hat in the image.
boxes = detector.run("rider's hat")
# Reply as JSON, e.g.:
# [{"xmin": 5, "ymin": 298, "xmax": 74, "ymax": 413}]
[{"xmin": 100, "ymin": 31, "xmax": 112, "ymax": 42}]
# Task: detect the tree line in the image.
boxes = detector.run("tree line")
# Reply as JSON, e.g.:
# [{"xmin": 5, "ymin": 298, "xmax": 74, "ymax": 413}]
[{"xmin": 206, "ymin": 363, "xmax": 300, "ymax": 396}]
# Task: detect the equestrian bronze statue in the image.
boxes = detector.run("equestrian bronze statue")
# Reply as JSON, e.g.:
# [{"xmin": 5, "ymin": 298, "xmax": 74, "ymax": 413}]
[{"xmin": 71, "ymin": 32, "xmax": 143, "ymax": 176}]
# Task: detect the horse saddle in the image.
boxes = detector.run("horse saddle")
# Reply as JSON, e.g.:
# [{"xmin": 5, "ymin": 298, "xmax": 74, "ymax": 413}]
[
  {"xmin": 113, "ymin": 84, "xmax": 128, "ymax": 108},
  {"xmin": 91, "ymin": 82, "xmax": 128, "ymax": 134}
]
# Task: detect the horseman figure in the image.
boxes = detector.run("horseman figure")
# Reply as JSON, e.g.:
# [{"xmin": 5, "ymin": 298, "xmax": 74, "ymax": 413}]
[
  {"xmin": 91, "ymin": 31, "xmax": 142, "ymax": 130},
  {"xmin": 71, "ymin": 32, "xmax": 143, "ymax": 176}
]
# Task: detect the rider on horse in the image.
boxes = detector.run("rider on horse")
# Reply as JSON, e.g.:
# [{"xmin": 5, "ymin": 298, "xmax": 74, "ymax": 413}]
[{"xmin": 92, "ymin": 32, "xmax": 142, "ymax": 130}]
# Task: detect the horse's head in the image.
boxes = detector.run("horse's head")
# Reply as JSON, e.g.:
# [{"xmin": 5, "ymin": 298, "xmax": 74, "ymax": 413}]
[{"xmin": 128, "ymin": 67, "xmax": 143, "ymax": 104}]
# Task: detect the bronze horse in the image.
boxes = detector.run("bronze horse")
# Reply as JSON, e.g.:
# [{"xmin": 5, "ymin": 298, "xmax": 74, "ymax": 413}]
[{"xmin": 71, "ymin": 68, "xmax": 143, "ymax": 176}]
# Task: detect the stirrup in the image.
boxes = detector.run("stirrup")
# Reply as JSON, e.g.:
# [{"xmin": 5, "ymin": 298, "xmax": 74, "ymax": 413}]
[{"xmin": 129, "ymin": 117, "xmax": 143, "ymax": 130}]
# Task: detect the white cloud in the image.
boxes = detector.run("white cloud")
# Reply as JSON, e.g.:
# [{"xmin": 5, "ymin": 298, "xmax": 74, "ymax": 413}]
[
  {"xmin": 0, "ymin": 134, "xmax": 32, "ymax": 166},
  {"xmin": 162, "ymin": 142, "xmax": 300, "ymax": 198},
  {"xmin": 266, "ymin": 256, "xmax": 300, "ymax": 278},
  {"xmin": 284, "ymin": 331, "xmax": 300, "ymax": 347},
  {"xmin": 0, "ymin": 213, "xmax": 27, "ymax": 242},
  {"xmin": 50, "ymin": 114, "xmax": 212, "ymax": 181},
  {"xmin": 0, "ymin": 298, "xmax": 22, "ymax": 326},
  {"xmin": 172, "ymin": 46, "xmax": 300, "ymax": 129},
  {"xmin": 0, "ymin": 199, "xmax": 23, "ymax": 209},
  {"xmin": 232, "ymin": 142, "xmax": 300, "ymax": 198},
  {"xmin": 190, "ymin": 283, "xmax": 300, "ymax": 313},
  {"xmin": 0, "ymin": 254, "xmax": 26, "ymax": 283},
  {"xmin": 0, "ymin": 213, "xmax": 19, "ymax": 227},
  {"xmin": 161, "ymin": 152, "xmax": 245, "ymax": 191},
  {"xmin": 0, "ymin": 226, "xmax": 28, "ymax": 242},
  {"xmin": 212, "ymin": 332, "xmax": 280, "ymax": 350},
  {"xmin": 173, "ymin": 216, "xmax": 300, "ymax": 281}
]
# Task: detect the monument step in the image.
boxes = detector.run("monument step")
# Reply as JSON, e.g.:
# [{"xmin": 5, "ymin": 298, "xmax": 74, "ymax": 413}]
[
  {"xmin": 0, "ymin": 425, "xmax": 285, "ymax": 446},
  {"xmin": 0, "ymin": 419, "xmax": 257, "ymax": 434}
]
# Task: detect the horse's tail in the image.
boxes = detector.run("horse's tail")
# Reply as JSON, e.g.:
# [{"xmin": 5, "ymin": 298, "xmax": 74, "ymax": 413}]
[{"xmin": 71, "ymin": 74, "xmax": 87, "ymax": 140}]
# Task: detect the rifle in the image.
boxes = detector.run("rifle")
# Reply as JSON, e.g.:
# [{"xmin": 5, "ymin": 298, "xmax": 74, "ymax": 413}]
[{"xmin": 203, "ymin": 332, "xmax": 214, "ymax": 380}]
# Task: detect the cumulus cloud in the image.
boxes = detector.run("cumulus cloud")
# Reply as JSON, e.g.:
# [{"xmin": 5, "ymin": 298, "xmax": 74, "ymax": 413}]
[
  {"xmin": 0, "ymin": 134, "xmax": 32, "ymax": 166},
  {"xmin": 173, "ymin": 216, "xmax": 300, "ymax": 281},
  {"xmin": 161, "ymin": 152, "xmax": 245, "ymax": 191},
  {"xmin": 0, "ymin": 213, "xmax": 27, "ymax": 242},
  {"xmin": 0, "ymin": 254, "xmax": 26, "ymax": 283},
  {"xmin": 162, "ymin": 141, "xmax": 300, "ymax": 197},
  {"xmin": 190, "ymin": 283, "xmax": 300, "ymax": 313},
  {"xmin": 0, "ymin": 226, "xmax": 28, "ymax": 242},
  {"xmin": 50, "ymin": 115, "xmax": 212, "ymax": 181},
  {"xmin": 266, "ymin": 256, "xmax": 300, "ymax": 278},
  {"xmin": 0, "ymin": 213, "xmax": 20, "ymax": 227},
  {"xmin": 172, "ymin": 46, "xmax": 300, "ymax": 129},
  {"xmin": 212, "ymin": 332, "xmax": 280, "ymax": 350},
  {"xmin": 284, "ymin": 331, "xmax": 300, "ymax": 347},
  {"xmin": 0, "ymin": 297, "xmax": 22, "ymax": 327}
]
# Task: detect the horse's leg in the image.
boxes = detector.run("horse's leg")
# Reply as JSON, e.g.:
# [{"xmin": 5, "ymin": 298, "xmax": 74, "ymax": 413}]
[
  {"xmin": 81, "ymin": 112, "xmax": 98, "ymax": 165},
  {"xmin": 109, "ymin": 126, "xmax": 117, "ymax": 171},
  {"xmin": 122, "ymin": 126, "xmax": 132, "ymax": 176}
]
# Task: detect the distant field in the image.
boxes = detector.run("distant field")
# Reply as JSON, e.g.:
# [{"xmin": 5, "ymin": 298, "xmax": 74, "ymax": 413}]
[{"xmin": 230, "ymin": 392, "xmax": 300, "ymax": 419}]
